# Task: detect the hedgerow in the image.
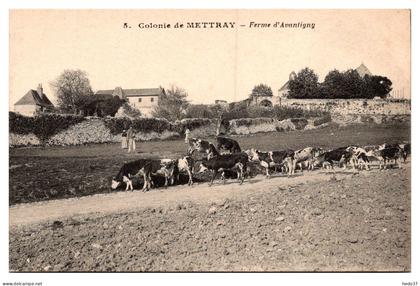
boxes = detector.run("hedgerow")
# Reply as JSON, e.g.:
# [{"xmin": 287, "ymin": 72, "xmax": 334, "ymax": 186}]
[
  {"xmin": 104, "ymin": 117, "xmax": 174, "ymax": 135},
  {"xmin": 9, "ymin": 112, "xmax": 85, "ymax": 142}
]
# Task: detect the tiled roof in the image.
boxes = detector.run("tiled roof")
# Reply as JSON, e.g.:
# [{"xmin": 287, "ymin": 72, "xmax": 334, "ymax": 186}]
[
  {"xmin": 15, "ymin": 90, "xmax": 54, "ymax": 107},
  {"xmin": 95, "ymin": 87, "xmax": 164, "ymax": 98},
  {"xmin": 356, "ymin": 63, "xmax": 372, "ymax": 78},
  {"xmin": 278, "ymin": 80, "xmax": 290, "ymax": 92}
]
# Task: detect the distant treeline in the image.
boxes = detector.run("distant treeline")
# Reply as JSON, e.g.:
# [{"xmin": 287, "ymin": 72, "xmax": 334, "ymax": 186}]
[{"xmin": 287, "ymin": 67, "xmax": 392, "ymax": 99}]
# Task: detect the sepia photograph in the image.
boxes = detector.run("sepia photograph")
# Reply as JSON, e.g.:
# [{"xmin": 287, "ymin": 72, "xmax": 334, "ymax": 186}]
[{"xmin": 7, "ymin": 9, "xmax": 412, "ymax": 273}]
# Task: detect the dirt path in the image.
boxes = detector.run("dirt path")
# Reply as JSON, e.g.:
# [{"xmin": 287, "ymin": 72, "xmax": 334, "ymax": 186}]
[
  {"xmin": 9, "ymin": 166, "xmax": 410, "ymax": 271},
  {"xmin": 10, "ymin": 168, "xmax": 363, "ymax": 227}
]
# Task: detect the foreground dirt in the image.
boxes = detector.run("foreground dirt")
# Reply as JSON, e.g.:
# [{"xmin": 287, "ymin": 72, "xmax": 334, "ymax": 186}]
[{"xmin": 9, "ymin": 166, "xmax": 410, "ymax": 272}]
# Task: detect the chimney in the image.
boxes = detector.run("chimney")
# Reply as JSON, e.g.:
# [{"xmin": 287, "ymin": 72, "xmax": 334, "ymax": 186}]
[{"xmin": 37, "ymin": 83, "xmax": 43, "ymax": 97}]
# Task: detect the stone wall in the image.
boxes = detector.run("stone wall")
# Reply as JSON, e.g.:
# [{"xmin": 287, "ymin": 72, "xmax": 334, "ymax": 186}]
[{"xmin": 278, "ymin": 98, "xmax": 411, "ymax": 115}]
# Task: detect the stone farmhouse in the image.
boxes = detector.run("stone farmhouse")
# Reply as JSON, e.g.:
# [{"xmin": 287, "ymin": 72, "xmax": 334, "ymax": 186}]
[
  {"xmin": 95, "ymin": 87, "xmax": 165, "ymax": 117},
  {"xmin": 14, "ymin": 84, "xmax": 54, "ymax": 117}
]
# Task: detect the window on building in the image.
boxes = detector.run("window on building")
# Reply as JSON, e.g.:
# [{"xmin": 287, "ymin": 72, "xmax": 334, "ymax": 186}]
[
  {"xmin": 138, "ymin": 98, "xmax": 142, "ymax": 102},
  {"xmin": 150, "ymin": 98, "xmax": 154, "ymax": 102}
]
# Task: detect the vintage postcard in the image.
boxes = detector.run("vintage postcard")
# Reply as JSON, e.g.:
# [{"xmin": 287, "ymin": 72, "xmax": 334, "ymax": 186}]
[{"xmin": 8, "ymin": 9, "xmax": 411, "ymax": 274}]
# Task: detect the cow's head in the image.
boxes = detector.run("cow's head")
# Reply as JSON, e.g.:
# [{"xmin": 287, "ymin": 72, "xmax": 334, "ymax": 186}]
[
  {"xmin": 248, "ymin": 148, "xmax": 260, "ymax": 161},
  {"xmin": 196, "ymin": 161, "xmax": 209, "ymax": 173},
  {"xmin": 312, "ymin": 155, "xmax": 324, "ymax": 168},
  {"xmin": 111, "ymin": 177, "xmax": 121, "ymax": 190},
  {"xmin": 313, "ymin": 148, "xmax": 324, "ymax": 158}
]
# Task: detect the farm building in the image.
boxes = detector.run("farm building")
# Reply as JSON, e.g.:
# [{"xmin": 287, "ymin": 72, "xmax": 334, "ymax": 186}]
[
  {"xmin": 14, "ymin": 84, "xmax": 54, "ymax": 117},
  {"xmin": 355, "ymin": 63, "xmax": 372, "ymax": 78},
  {"xmin": 95, "ymin": 87, "xmax": 165, "ymax": 117},
  {"xmin": 277, "ymin": 71, "xmax": 297, "ymax": 98}
]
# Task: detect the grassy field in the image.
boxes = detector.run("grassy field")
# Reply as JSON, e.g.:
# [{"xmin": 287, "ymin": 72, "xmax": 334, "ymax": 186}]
[{"xmin": 9, "ymin": 123, "xmax": 410, "ymax": 205}]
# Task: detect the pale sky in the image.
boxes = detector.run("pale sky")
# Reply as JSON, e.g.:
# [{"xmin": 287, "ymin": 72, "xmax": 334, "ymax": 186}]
[{"xmin": 9, "ymin": 9, "xmax": 410, "ymax": 109}]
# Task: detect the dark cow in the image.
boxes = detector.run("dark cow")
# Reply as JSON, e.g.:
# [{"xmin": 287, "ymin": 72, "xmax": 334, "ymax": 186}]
[
  {"xmin": 216, "ymin": 136, "xmax": 241, "ymax": 154},
  {"xmin": 270, "ymin": 150, "xmax": 295, "ymax": 176},
  {"xmin": 111, "ymin": 159, "xmax": 176, "ymax": 192},
  {"xmin": 197, "ymin": 152, "xmax": 249, "ymax": 186},
  {"xmin": 313, "ymin": 148, "xmax": 353, "ymax": 170},
  {"xmin": 372, "ymin": 147, "xmax": 403, "ymax": 169},
  {"xmin": 399, "ymin": 143, "xmax": 411, "ymax": 162}
]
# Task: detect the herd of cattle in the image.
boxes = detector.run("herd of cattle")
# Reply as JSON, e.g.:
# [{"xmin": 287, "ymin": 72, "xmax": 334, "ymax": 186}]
[{"xmin": 111, "ymin": 136, "xmax": 411, "ymax": 192}]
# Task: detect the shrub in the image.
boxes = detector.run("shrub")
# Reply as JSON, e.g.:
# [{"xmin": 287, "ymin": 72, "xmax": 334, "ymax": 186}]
[
  {"xmin": 232, "ymin": 117, "xmax": 274, "ymax": 127},
  {"xmin": 313, "ymin": 114, "xmax": 332, "ymax": 126},
  {"xmin": 184, "ymin": 105, "xmax": 222, "ymax": 119},
  {"xmin": 102, "ymin": 117, "xmax": 131, "ymax": 135},
  {"xmin": 9, "ymin": 112, "xmax": 85, "ymax": 142},
  {"xmin": 223, "ymin": 108, "xmax": 249, "ymax": 121},
  {"xmin": 247, "ymin": 106, "xmax": 274, "ymax": 118},
  {"xmin": 104, "ymin": 117, "xmax": 173, "ymax": 135},
  {"xmin": 179, "ymin": 118, "xmax": 213, "ymax": 131},
  {"xmin": 220, "ymin": 105, "xmax": 330, "ymax": 122},
  {"xmin": 290, "ymin": 118, "xmax": 308, "ymax": 130},
  {"xmin": 9, "ymin": 112, "xmax": 33, "ymax": 135}
]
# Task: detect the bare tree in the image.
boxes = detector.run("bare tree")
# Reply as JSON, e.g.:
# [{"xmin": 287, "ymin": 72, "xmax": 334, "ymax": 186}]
[
  {"xmin": 50, "ymin": 69, "xmax": 93, "ymax": 114},
  {"xmin": 152, "ymin": 85, "xmax": 189, "ymax": 121}
]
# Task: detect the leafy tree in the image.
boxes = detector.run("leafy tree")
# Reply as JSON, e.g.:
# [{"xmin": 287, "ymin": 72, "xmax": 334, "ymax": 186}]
[
  {"xmin": 80, "ymin": 95, "xmax": 124, "ymax": 117},
  {"xmin": 50, "ymin": 69, "xmax": 94, "ymax": 114},
  {"xmin": 288, "ymin": 68, "xmax": 320, "ymax": 99},
  {"xmin": 322, "ymin": 69, "xmax": 365, "ymax": 99},
  {"xmin": 119, "ymin": 102, "xmax": 142, "ymax": 118},
  {"xmin": 322, "ymin": 69, "xmax": 392, "ymax": 99},
  {"xmin": 250, "ymin": 84, "xmax": 273, "ymax": 98},
  {"xmin": 152, "ymin": 85, "xmax": 189, "ymax": 121},
  {"xmin": 363, "ymin": 75, "xmax": 392, "ymax": 99}
]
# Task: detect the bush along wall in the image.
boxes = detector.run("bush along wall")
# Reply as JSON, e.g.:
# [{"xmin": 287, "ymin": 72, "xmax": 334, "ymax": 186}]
[
  {"xmin": 8, "ymin": 112, "xmax": 336, "ymax": 147},
  {"xmin": 9, "ymin": 113, "xmax": 217, "ymax": 147},
  {"xmin": 9, "ymin": 112, "xmax": 85, "ymax": 144},
  {"xmin": 17, "ymin": 111, "xmax": 402, "ymax": 147}
]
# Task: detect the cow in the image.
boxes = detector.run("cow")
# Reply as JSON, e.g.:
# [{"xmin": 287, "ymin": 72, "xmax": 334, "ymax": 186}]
[
  {"xmin": 216, "ymin": 136, "xmax": 241, "ymax": 154},
  {"xmin": 371, "ymin": 147, "xmax": 404, "ymax": 169},
  {"xmin": 294, "ymin": 147, "xmax": 324, "ymax": 172},
  {"xmin": 174, "ymin": 156, "xmax": 194, "ymax": 186},
  {"xmin": 187, "ymin": 138, "xmax": 219, "ymax": 159},
  {"xmin": 111, "ymin": 159, "xmax": 176, "ymax": 192},
  {"xmin": 111, "ymin": 159, "xmax": 150, "ymax": 191},
  {"xmin": 399, "ymin": 143, "xmax": 411, "ymax": 162},
  {"xmin": 374, "ymin": 143, "xmax": 409, "ymax": 165},
  {"xmin": 353, "ymin": 151, "xmax": 370, "ymax": 170},
  {"xmin": 313, "ymin": 148, "xmax": 353, "ymax": 170},
  {"xmin": 248, "ymin": 149, "xmax": 273, "ymax": 178},
  {"xmin": 270, "ymin": 150, "xmax": 295, "ymax": 176},
  {"xmin": 197, "ymin": 152, "xmax": 249, "ymax": 186},
  {"xmin": 249, "ymin": 148, "xmax": 295, "ymax": 177},
  {"xmin": 345, "ymin": 146, "xmax": 370, "ymax": 170},
  {"xmin": 363, "ymin": 145, "xmax": 381, "ymax": 153}
]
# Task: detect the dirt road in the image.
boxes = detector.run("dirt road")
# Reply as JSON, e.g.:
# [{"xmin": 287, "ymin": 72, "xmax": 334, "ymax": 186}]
[
  {"xmin": 10, "ymin": 168, "xmax": 365, "ymax": 226},
  {"xmin": 9, "ymin": 165, "xmax": 410, "ymax": 272}
]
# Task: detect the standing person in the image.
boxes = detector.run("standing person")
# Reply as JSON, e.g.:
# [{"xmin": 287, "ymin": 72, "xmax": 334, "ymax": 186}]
[
  {"xmin": 127, "ymin": 126, "xmax": 136, "ymax": 153},
  {"xmin": 185, "ymin": 128, "xmax": 191, "ymax": 144},
  {"xmin": 121, "ymin": 129, "xmax": 128, "ymax": 149},
  {"xmin": 216, "ymin": 114, "xmax": 223, "ymax": 136}
]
